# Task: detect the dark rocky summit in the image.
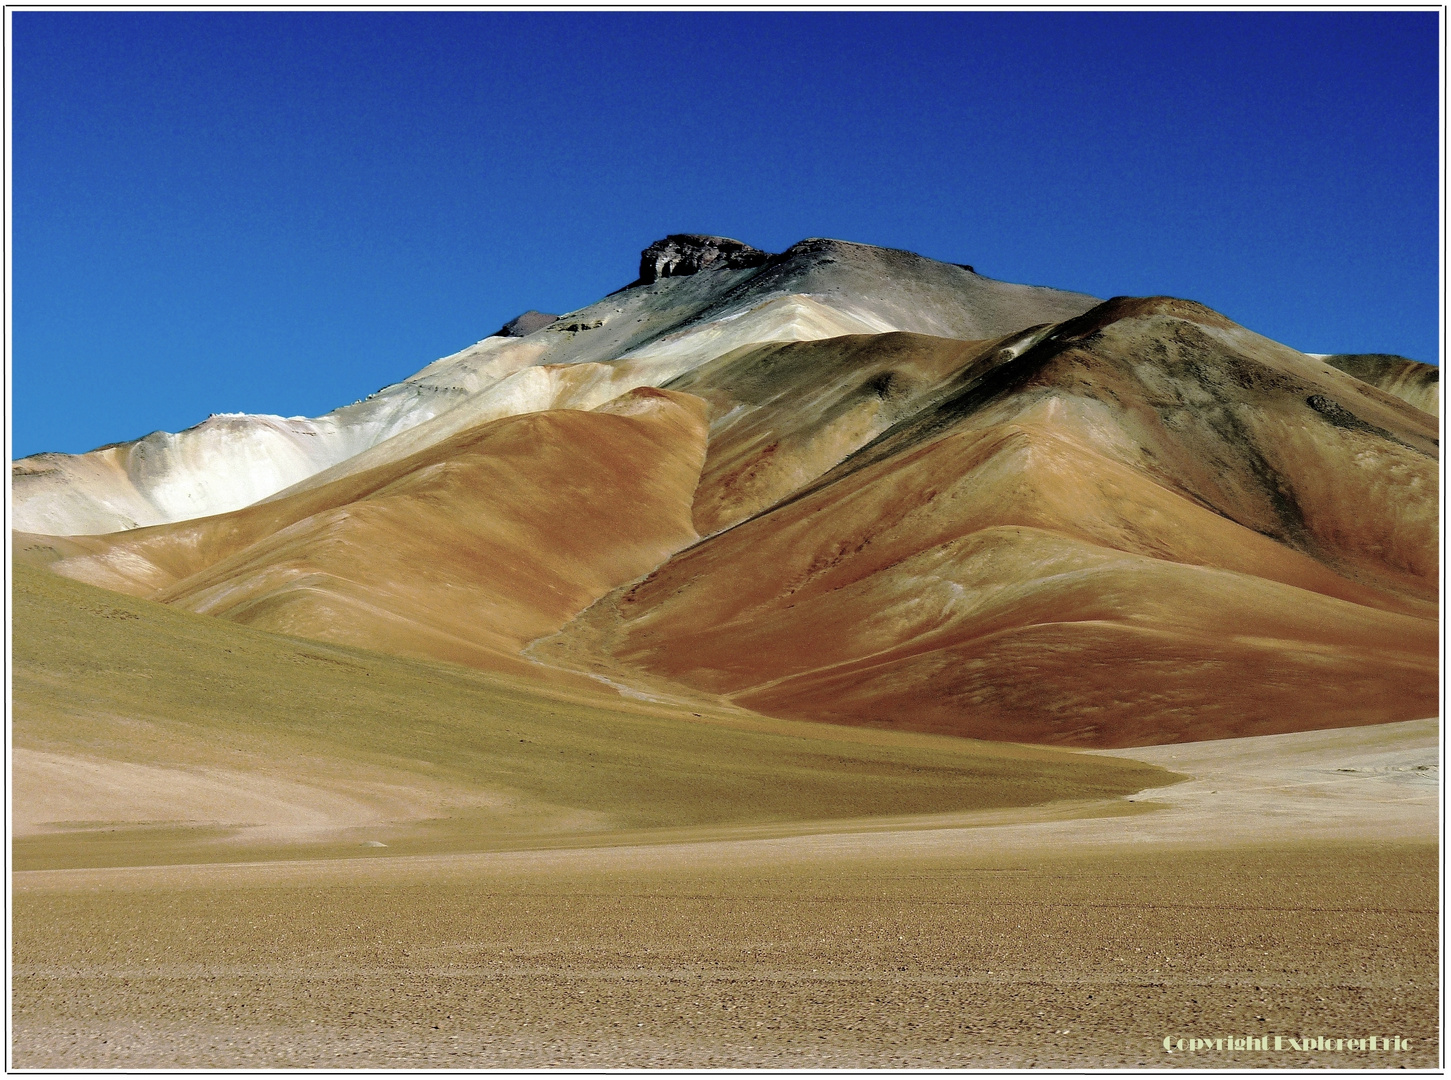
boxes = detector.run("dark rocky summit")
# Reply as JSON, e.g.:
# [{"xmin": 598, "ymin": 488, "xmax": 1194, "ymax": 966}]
[
  {"xmin": 494, "ymin": 310, "xmax": 560, "ymax": 338},
  {"xmin": 637, "ymin": 235, "xmax": 771, "ymax": 285}
]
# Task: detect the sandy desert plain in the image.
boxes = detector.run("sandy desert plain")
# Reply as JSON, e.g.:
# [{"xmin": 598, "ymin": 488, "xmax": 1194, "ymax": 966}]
[{"xmin": 10, "ymin": 236, "xmax": 1443, "ymax": 1069}]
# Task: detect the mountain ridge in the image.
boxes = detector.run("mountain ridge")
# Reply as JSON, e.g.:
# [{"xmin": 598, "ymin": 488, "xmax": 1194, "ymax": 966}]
[
  {"xmin": 13, "ymin": 236, "xmax": 1440, "ymax": 748},
  {"xmin": 13, "ymin": 236, "xmax": 1100, "ymax": 536}
]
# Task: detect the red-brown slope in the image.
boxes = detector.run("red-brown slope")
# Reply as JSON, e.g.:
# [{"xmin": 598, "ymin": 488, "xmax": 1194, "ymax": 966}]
[{"xmin": 534, "ymin": 300, "xmax": 1439, "ymax": 746}]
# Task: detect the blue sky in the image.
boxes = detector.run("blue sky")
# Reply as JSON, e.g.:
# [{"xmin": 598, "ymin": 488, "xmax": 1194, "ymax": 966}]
[{"xmin": 12, "ymin": 11, "xmax": 1441, "ymax": 457}]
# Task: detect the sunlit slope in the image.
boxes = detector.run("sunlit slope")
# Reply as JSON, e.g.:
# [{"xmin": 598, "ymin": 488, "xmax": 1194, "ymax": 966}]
[
  {"xmin": 665, "ymin": 332, "xmax": 992, "ymax": 535},
  {"xmin": 257, "ymin": 361, "xmax": 649, "ymax": 501},
  {"xmin": 537, "ymin": 298, "xmax": 1439, "ymax": 747},
  {"xmin": 1320, "ymin": 353, "xmax": 1439, "ymax": 417},
  {"xmin": 258, "ymin": 298, "xmax": 955, "ymax": 505},
  {"xmin": 10, "ymin": 334, "xmax": 550, "ymax": 536},
  {"xmin": 14, "ymin": 236, "xmax": 1099, "ymax": 536},
  {"xmin": 20, "ymin": 388, "xmax": 711, "ymax": 675},
  {"xmin": 817, "ymin": 298, "xmax": 1439, "ymax": 605},
  {"xmin": 11, "ymin": 561, "xmax": 1170, "ymax": 868}
]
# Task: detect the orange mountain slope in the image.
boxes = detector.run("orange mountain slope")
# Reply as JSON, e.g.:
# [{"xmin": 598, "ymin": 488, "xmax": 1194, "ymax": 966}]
[
  {"xmin": 18, "ymin": 388, "xmax": 709, "ymax": 676},
  {"xmin": 532, "ymin": 298, "xmax": 1438, "ymax": 746}
]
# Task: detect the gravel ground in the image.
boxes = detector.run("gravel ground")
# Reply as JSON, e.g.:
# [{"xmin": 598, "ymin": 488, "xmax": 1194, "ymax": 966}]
[{"xmin": 13, "ymin": 840, "xmax": 1438, "ymax": 1069}]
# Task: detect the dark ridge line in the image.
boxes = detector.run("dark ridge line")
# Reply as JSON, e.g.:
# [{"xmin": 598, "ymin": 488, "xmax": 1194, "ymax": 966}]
[{"xmin": 677, "ymin": 322, "xmax": 1066, "ymax": 552}]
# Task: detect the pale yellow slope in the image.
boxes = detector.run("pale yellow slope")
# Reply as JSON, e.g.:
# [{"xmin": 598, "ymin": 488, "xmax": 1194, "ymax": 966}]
[
  {"xmin": 160, "ymin": 388, "xmax": 710, "ymax": 672},
  {"xmin": 20, "ymin": 388, "xmax": 711, "ymax": 676}
]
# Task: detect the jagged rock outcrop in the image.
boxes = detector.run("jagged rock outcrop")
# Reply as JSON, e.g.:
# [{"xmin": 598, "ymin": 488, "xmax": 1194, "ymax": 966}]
[
  {"xmin": 637, "ymin": 235, "xmax": 771, "ymax": 285},
  {"xmin": 495, "ymin": 310, "xmax": 560, "ymax": 338}
]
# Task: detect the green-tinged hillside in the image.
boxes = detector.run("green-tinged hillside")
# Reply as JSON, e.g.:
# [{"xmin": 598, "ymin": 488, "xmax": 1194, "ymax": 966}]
[{"xmin": 12, "ymin": 561, "xmax": 1172, "ymax": 869}]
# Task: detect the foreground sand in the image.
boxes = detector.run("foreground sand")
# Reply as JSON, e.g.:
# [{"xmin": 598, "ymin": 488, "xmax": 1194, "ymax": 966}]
[{"xmin": 13, "ymin": 720, "xmax": 1438, "ymax": 1069}]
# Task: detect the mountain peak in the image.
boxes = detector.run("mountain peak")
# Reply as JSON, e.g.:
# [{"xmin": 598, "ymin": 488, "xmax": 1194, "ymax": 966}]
[{"xmin": 637, "ymin": 234, "xmax": 771, "ymax": 285}]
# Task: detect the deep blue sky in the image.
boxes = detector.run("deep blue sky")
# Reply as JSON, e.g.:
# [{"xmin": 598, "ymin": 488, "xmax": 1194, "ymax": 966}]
[{"xmin": 12, "ymin": 11, "xmax": 1441, "ymax": 457}]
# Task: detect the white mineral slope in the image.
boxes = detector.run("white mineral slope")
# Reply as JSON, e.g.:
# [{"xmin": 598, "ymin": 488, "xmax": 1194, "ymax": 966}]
[
  {"xmin": 266, "ymin": 294, "xmax": 904, "ymax": 498},
  {"xmin": 615, "ymin": 294, "xmax": 901, "ymax": 381},
  {"xmin": 14, "ymin": 237, "xmax": 1100, "ymax": 536},
  {"xmin": 529, "ymin": 238, "xmax": 1101, "ymax": 375},
  {"xmin": 260, "ymin": 362, "xmax": 646, "ymax": 503},
  {"xmin": 11, "ymin": 335, "xmax": 547, "ymax": 536}
]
